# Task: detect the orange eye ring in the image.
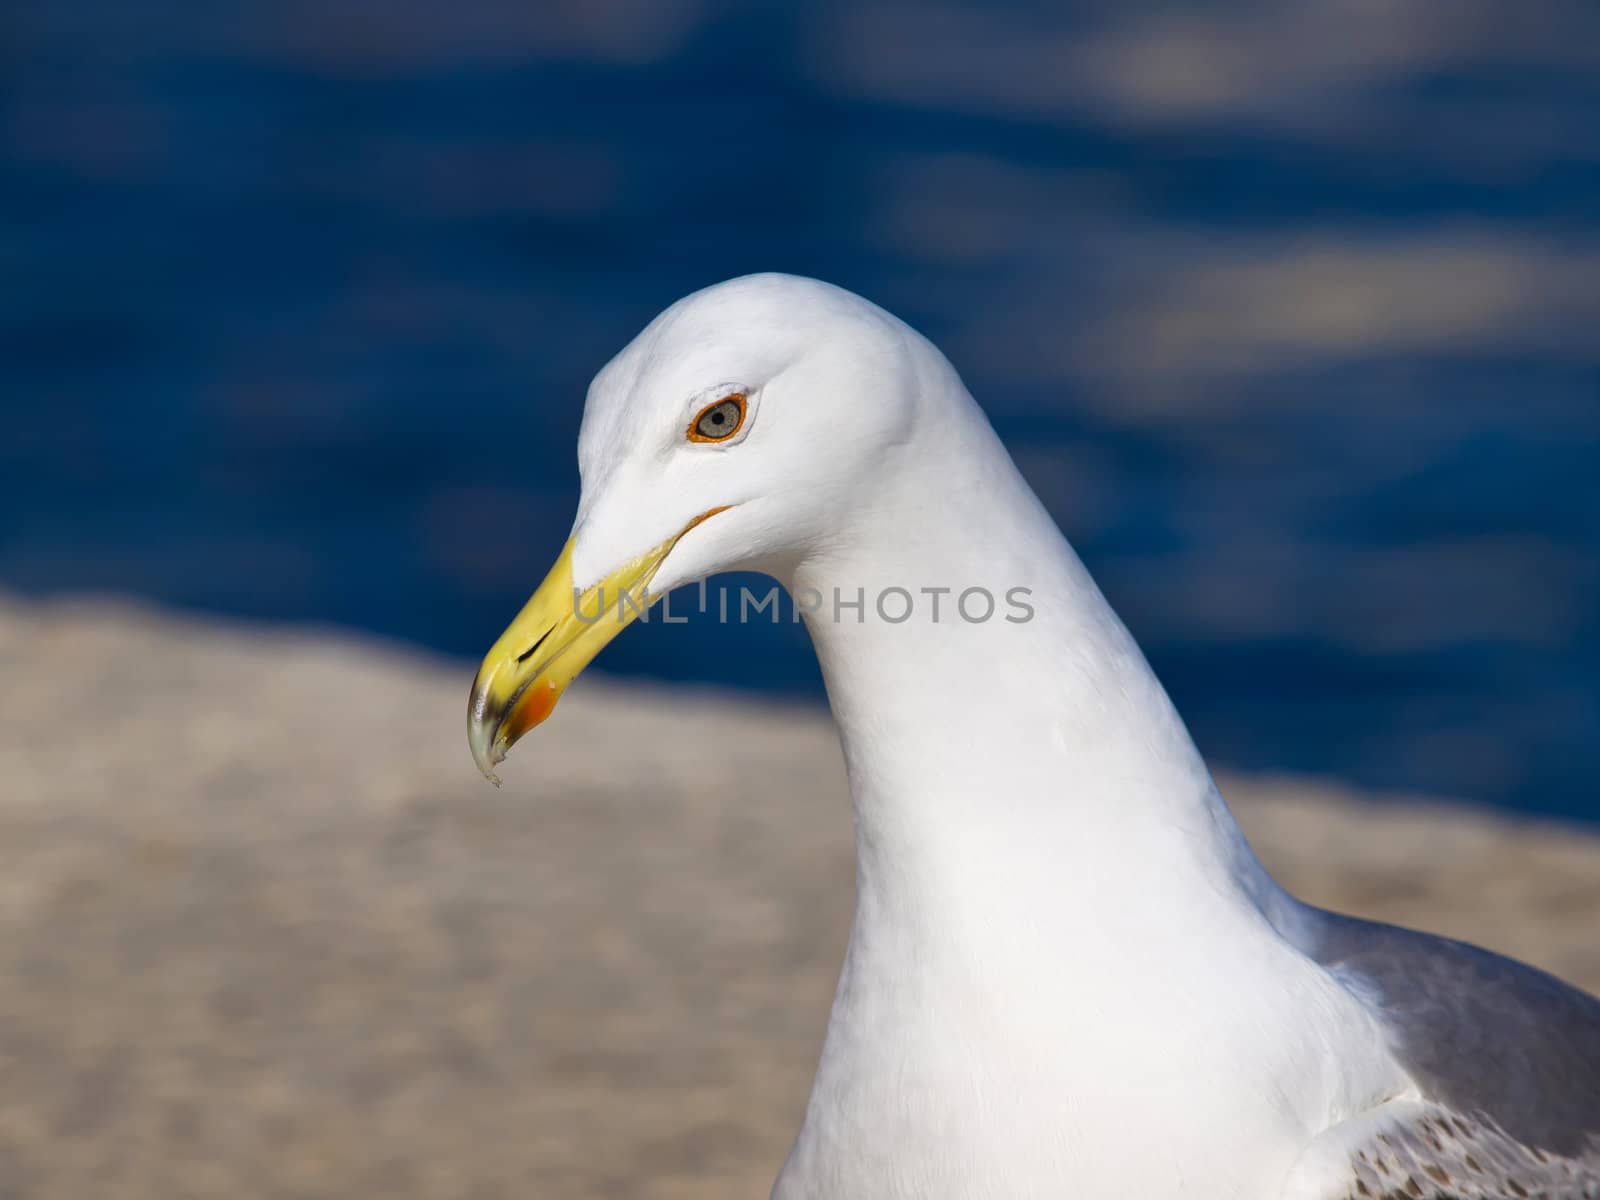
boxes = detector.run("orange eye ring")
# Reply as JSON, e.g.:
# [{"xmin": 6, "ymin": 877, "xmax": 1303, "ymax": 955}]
[{"xmin": 687, "ymin": 392, "xmax": 747, "ymax": 443}]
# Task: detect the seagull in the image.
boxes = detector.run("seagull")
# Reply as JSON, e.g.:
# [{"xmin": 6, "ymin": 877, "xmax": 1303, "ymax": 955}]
[{"xmin": 467, "ymin": 274, "xmax": 1600, "ymax": 1199}]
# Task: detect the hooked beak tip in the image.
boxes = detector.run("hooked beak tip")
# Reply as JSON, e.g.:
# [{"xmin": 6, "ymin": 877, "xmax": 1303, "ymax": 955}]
[{"xmin": 467, "ymin": 669, "xmax": 507, "ymax": 786}]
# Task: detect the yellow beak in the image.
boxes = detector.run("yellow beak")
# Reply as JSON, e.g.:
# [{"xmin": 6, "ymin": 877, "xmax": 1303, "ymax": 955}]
[{"xmin": 467, "ymin": 507, "xmax": 729, "ymax": 783}]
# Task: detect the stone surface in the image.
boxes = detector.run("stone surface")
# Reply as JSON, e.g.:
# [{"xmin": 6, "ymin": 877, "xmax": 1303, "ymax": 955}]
[{"xmin": 1, "ymin": 592, "xmax": 1595, "ymax": 1198}]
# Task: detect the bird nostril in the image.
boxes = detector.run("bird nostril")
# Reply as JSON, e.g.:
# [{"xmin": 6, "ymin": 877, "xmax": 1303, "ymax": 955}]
[{"xmin": 515, "ymin": 626, "xmax": 554, "ymax": 665}]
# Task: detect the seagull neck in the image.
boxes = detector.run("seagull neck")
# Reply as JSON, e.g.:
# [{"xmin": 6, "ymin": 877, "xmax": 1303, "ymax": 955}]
[{"xmin": 790, "ymin": 406, "xmax": 1284, "ymax": 934}]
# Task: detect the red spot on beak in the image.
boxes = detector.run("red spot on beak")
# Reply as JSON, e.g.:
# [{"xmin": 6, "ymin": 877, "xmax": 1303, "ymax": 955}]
[{"xmin": 503, "ymin": 679, "xmax": 559, "ymax": 744}]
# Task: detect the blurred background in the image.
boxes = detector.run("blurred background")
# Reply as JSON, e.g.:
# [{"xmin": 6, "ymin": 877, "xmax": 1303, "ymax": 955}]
[
  {"xmin": 4, "ymin": 0, "xmax": 1599, "ymax": 821},
  {"xmin": 4, "ymin": 4, "xmax": 1600, "ymax": 1197}
]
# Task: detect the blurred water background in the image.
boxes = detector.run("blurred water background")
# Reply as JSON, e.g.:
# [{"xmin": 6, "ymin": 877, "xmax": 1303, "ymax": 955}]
[{"xmin": 3, "ymin": 0, "xmax": 1597, "ymax": 821}]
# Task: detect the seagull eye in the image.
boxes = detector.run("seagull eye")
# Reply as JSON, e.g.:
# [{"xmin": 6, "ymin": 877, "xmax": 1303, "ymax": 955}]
[{"xmin": 688, "ymin": 394, "xmax": 746, "ymax": 443}]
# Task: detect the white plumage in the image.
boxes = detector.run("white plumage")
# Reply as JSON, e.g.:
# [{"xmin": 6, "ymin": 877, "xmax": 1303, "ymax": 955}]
[{"xmin": 471, "ymin": 274, "xmax": 1600, "ymax": 1200}]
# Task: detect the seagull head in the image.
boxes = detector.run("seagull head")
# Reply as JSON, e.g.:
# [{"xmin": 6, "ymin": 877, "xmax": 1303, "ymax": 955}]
[{"xmin": 467, "ymin": 273, "xmax": 924, "ymax": 781}]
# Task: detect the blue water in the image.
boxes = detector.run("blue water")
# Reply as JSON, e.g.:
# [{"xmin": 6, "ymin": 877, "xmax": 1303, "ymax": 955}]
[{"xmin": 4, "ymin": 2, "xmax": 1598, "ymax": 820}]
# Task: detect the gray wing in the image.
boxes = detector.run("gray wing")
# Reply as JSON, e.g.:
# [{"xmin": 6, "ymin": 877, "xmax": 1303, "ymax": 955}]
[
  {"xmin": 1313, "ymin": 911, "xmax": 1600, "ymax": 1154},
  {"xmin": 1286, "ymin": 909, "xmax": 1600, "ymax": 1198}
]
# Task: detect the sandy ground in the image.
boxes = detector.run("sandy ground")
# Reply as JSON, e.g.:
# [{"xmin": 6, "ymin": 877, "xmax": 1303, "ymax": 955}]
[{"xmin": 0, "ymin": 592, "xmax": 1596, "ymax": 1199}]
